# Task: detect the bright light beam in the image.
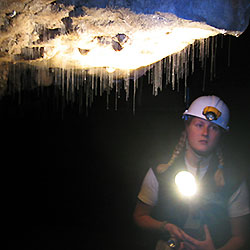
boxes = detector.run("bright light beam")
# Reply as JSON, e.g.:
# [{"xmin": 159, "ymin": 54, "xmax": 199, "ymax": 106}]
[{"xmin": 175, "ymin": 171, "xmax": 197, "ymax": 197}]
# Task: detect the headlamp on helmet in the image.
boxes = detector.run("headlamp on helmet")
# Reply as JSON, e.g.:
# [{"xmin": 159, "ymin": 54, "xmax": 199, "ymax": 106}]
[
  {"xmin": 182, "ymin": 96, "xmax": 230, "ymax": 131},
  {"xmin": 202, "ymin": 106, "xmax": 221, "ymax": 121}
]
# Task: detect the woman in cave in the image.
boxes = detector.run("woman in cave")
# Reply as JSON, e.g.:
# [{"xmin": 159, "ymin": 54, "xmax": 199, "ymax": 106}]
[{"xmin": 133, "ymin": 95, "xmax": 250, "ymax": 250}]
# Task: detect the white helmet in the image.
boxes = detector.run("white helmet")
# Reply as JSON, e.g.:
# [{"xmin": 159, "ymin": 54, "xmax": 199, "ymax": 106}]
[{"xmin": 183, "ymin": 95, "xmax": 230, "ymax": 131}]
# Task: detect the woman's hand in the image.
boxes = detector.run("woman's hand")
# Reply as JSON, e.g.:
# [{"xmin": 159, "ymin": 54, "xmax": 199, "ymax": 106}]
[
  {"xmin": 163, "ymin": 223, "xmax": 187, "ymax": 249},
  {"xmin": 182, "ymin": 225, "xmax": 215, "ymax": 250},
  {"xmin": 165, "ymin": 223, "xmax": 186, "ymax": 242}
]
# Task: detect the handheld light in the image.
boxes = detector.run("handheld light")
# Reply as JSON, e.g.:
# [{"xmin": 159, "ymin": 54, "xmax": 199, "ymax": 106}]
[
  {"xmin": 167, "ymin": 237, "xmax": 179, "ymax": 249},
  {"xmin": 165, "ymin": 171, "xmax": 198, "ymax": 248},
  {"xmin": 175, "ymin": 171, "xmax": 197, "ymax": 197}
]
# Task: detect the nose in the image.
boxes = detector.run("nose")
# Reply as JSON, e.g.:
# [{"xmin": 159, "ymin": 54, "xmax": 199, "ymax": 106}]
[{"xmin": 202, "ymin": 125, "xmax": 209, "ymax": 137}]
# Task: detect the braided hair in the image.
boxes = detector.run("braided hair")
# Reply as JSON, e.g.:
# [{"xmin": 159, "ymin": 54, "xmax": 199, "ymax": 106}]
[
  {"xmin": 157, "ymin": 120, "xmax": 225, "ymax": 187},
  {"xmin": 214, "ymin": 147, "xmax": 225, "ymax": 187},
  {"xmin": 156, "ymin": 130, "xmax": 187, "ymax": 174}
]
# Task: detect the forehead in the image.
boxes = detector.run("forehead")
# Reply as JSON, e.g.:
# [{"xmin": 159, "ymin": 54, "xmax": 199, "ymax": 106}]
[{"xmin": 190, "ymin": 117, "xmax": 218, "ymax": 127}]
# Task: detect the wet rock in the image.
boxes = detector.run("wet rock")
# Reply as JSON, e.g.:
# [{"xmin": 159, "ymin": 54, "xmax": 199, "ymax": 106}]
[
  {"xmin": 0, "ymin": 62, "xmax": 9, "ymax": 98},
  {"xmin": 0, "ymin": 0, "xmax": 71, "ymax": 62},
  {"xmin": 78, "ymin": 48, "xmax": 90, "ymax": 55},
  {"xmin": 61, "ymin": 17, "xmax": 73, "ymax": 33},
  {"xmin": 94, "ymin": 35, "xmax": 124, "ymax": 51},
  {"xmin": 69, "ymin": 0, "xmax": 250, "ymax": 32},
  {"xmin": 37, "ymin": 28, "xmax": 61, "ymax": 43},
  {"xmin": 6, "ymin": 10, "xmax": 17, "ymax": 18},
  {"xmin": 115, "ymin": 33, "xmax": 128, "ymax": 44},
  {"xmin": 15, "ymin": 47, "xmax": 44, "ymax": 60},
  {"xmin": 69, "ymin": 6, "xmax": 85, "ymax": 17},
  {"xmin": 94, "ymin": 36, "xmax": 112, "ymax": 45},
  {"xmin": 35, "ymin": 68, "xmax": 53, "ymax": 87},
  {"xmin": 112, "ymin": 40, "xmax": 123, "ymax": 51}
]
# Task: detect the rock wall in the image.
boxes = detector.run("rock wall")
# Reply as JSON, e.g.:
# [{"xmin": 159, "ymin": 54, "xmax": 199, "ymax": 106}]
[{"xmin": 57, "ymin": 0, "xmax": 250, "ymax": 32}]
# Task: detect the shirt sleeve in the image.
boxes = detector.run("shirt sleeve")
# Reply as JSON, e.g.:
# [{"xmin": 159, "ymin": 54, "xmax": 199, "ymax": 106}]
[
  {"xmin": 228, "ymin": 181, "xmax": 250, "ymax": 218},
  {"xmin": 137, "ymin": 168, "xmax": 159, "ymax": 206}
]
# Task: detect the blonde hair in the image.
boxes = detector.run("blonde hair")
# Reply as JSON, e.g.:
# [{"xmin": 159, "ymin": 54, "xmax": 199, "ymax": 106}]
[
  {"xmin": 156, "ymin": 130, "xmax": 225, "ymax": 187},
  {"xmin": 214, "ymin": 147, "xmax": 225, "ymax": 187},
  {"xmin": 156, "ymin": 131, "xmax": 186, "ymax": 174}
]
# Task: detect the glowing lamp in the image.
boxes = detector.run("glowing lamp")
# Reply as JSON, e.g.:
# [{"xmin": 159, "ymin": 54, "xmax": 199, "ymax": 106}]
[{"xmin": 175, "ymin": 171, "xmax": 197, "ymax": 197}]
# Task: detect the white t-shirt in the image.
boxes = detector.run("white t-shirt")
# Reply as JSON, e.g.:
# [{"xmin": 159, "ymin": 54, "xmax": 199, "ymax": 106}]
[{"xmin": 138, "ymin": 166, "xmax": 250, "ymax": 218}]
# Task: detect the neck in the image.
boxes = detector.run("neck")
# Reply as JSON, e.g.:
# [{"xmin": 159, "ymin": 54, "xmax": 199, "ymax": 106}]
[{"xmin": 185, "ymin": 147, "xmax": 212, "ymax": 168}]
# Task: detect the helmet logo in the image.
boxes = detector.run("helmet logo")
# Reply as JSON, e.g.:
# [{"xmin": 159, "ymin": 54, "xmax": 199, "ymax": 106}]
[{"xmin": 202, "ymin": 106, "xmax": 221, "ymax": 121}]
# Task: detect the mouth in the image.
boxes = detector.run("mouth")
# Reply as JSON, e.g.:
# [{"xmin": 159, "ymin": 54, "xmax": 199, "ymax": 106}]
[{"xmin": 199, "ymin": 140, "xmax": 208, "ymax": 145}]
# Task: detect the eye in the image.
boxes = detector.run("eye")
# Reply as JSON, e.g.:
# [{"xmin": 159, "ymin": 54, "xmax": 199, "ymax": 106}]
[
  {"xmin": 195, "ymin": 123, "xmax": 203, "ymax": 128},
  {"xmin": 210, "ymin": 125, "xmax": 219, "ymax": 131}
]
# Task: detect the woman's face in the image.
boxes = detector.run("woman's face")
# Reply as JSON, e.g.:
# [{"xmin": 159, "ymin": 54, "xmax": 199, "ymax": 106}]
[{"xmin": 186, "ymin": 117, "xmax": 222, "ymax": 156}]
